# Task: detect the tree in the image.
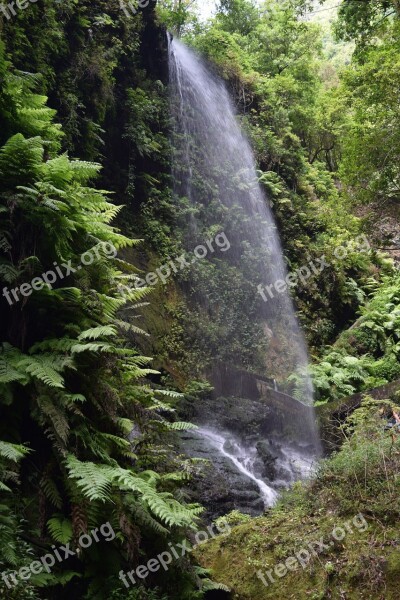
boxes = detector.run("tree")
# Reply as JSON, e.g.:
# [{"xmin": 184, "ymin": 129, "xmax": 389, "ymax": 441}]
[
  {"xmin": 216, "ymin": 0, "xmax": 260, "ymax": 36},
  {"xmin": 339, "ymin": 21, "xmax": 400, "ymax": 204},
  {"xmin": 333, "ymin": 0, "xmax": 399, "ymax": 49},
  {"xmin": 157, "ymin": 0, "xmax": 199, "ymax": 36}
]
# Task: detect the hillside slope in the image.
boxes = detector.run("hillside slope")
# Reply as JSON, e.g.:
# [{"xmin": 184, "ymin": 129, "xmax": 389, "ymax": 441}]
[{"xmin": 196, "ymin": 396, "xmax": 400, "ymax": 599}]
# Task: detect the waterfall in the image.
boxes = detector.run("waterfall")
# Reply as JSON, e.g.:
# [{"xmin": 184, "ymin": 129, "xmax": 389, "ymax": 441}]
[{"xmin": 168, "ymin": 36, "xmax": 320, "ymax": 513}]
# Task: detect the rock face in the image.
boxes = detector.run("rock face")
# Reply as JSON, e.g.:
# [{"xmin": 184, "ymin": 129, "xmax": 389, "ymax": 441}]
[
  {"xmin": 255, "ymin": 440, "xmax": 278, "ymax": 480},
  {"xmin": 179, "ymin": 429, "xmax": 265, "ymax": 518},
  {"xmin": 179, "ymin": 392, "xmax": 318, "ymax": 521}
]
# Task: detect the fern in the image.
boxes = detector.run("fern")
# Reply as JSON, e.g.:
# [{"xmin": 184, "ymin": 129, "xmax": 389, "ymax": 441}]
[
  {"xmin": 41, "ymin": 476, "xmax": 63, "ymax": 510},
  {"xmin": 47, "ymin": 516, "xmax": 73, "ymax": 544},
  {"xmin": 18, "ymin": 355, "xmax": 65, "ymax": 388},
  {"xmin": 0, "ymin": 441, "xmax": 30, "ymax": 462},
  {"xmin": 158, "ymin": 421, "xmax": 198, "ymax": 432},
  {"xmin": 192, "ymin": 565, "xmax": 231, "ymax": 593},
  {"xmin": 36, "ymin": 395, "xmax": 70, "ymax": 445},
  {"xmin": 0, "ymin": 50, "xmax": 202, "ymax": 599},
  {"xmin": 65, "ymin": 456, "xmax": 114, "ymax": 502},
  {"xmin": 71, "ymin": 342, "xmax": 114, "ymax": 354}
]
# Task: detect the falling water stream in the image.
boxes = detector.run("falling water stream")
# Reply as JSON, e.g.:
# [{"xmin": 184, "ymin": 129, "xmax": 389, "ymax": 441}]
[
  {"xmin": 196, "ymin": 427, "xmax": 279, "ymax": 507},
  {"xmin": 168, "ymin": 37, "xmax": 320, "ymax": 513}
]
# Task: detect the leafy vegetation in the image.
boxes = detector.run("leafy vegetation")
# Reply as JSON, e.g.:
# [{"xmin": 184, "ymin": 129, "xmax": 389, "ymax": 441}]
[
  {"xmin": 303, "ymin": 275, "xmax": 400, "ymax": 403},
  {"xmin": 1, "ymin": 0, "xmax": 400, "ymax": 598},
  {"xmin": 0, "ymin": 37, "xmax": 202, "ymax": 600}
]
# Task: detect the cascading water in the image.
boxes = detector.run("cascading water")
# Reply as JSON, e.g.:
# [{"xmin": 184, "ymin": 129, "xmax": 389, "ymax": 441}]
[
  {"xmin": 196, "ymin": 427, "xmax": 278, "ymax": 507},
  {"xmin": 168, "ymin": 36, "xmax": 320, "ymax": 515}
]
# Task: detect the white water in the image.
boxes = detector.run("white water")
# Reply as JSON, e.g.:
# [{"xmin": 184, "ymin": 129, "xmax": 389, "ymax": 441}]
[
  {"xmin": 274, "ymin": 444, "xmax": 317, "ymax": 485},
  {"xmin": 196, "ymin": 427, "xmax": 278, "ymax": 507},
  {"xmin": 168, "ymin": 38, "xmax": 318, "ymax": 410},
  {"xmin": 168, "ymin": 37, "xmax": 321, "ymax": 510}
]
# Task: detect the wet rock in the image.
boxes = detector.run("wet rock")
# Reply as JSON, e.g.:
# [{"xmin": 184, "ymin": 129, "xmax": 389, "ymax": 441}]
[
  {"xmin": 254, "ymin": 440, "xmax": 278, "ymax": 480},
  {"xmin": 179, "ymin": 429, "xmax": 265, "ymax": 520}
]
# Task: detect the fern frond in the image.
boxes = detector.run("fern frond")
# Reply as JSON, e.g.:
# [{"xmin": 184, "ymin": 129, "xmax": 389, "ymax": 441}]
[
  {"xmin": 78, "ymin": 325, "xmax": 117, "ymax": 341},
  {"xmin": 18, "ymin": 356, "xmax": 65, "ymax": 388},
  {"xmin": 0, "ymin": 441, "xmax": 30, "ymax": 462},
  {"xmin": 36, "ymin": 395, "xmax": 70, "ymax": 444},
  {"xmin": 47, "ymin": 516, "xmax": 73, "ymax": 544},
  {"xmin": 159, "ymin": 422, "xmax": 198, "ymax": 432},
  {"xmin": 41, "ymin": 477, "xmax": 63, "ymax": 510},
  {"xmin": 71, "ymin": 342, "xmax": 114, "ymax": 354},
  {"xmin": 65, "ymin": 456, "xmax": 113, "ymax": 502}
]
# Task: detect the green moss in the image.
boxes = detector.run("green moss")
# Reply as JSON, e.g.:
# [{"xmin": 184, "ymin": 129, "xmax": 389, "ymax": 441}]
[{"xmin": 198, "ymin": 510, "xmax": 400, "ymax": 599}]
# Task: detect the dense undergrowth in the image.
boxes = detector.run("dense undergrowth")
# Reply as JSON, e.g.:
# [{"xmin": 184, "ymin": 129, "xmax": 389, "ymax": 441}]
[
  {"xmin": 0, "ymin": 37, "xmax": 213, "ymax": 600},
  {"xmin": 289, "ymin": 274, "xmax": 400, "ymax": 403}
]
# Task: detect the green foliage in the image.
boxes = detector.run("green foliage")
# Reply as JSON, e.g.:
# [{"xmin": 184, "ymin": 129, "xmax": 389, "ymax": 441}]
[
  {"xmin": 217, "ymin": 0, "xmax": 260, "ymax": 36},
  {"xmin": 47, "ymin": 517, "xmax": 74, "ymax": 544},
  {"xmin": 0, "ymin": 42, "xmax": 203, "ymax": 599},
  {"xmin": 215, "ymin": 509, "xmax": 252, "ymax": 528},
  {"xmin": 333, "ymin": 0, "xmax": 399, "ymax": 49},
  {"xmin": 304, "ymin": 275, "xmax": 400, "ymax": 403},
  {"xmin": 316, "ymin": 397, "xmax": 400, "ymax": 517},
  {"xmin": 306, "ymin": 351, "xmax": 373, "ymax": 402},
  {"xmin": 1, "ymin": 0, "xmax": 144, "ymax": 160},
  {"xmin": 157, "ymin": 0, "xmax": 201, "ymax": 37},
  {"xmin": 339, "ymin": 22, "xmax": 400, "ymax": 205},
  {"xmin": 109, "ymin": 587, "xmax": 169, "ymax": 600},
  {"xmin": 66, "ymin": 455, "xmax": 202, "ymax": 526}
]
